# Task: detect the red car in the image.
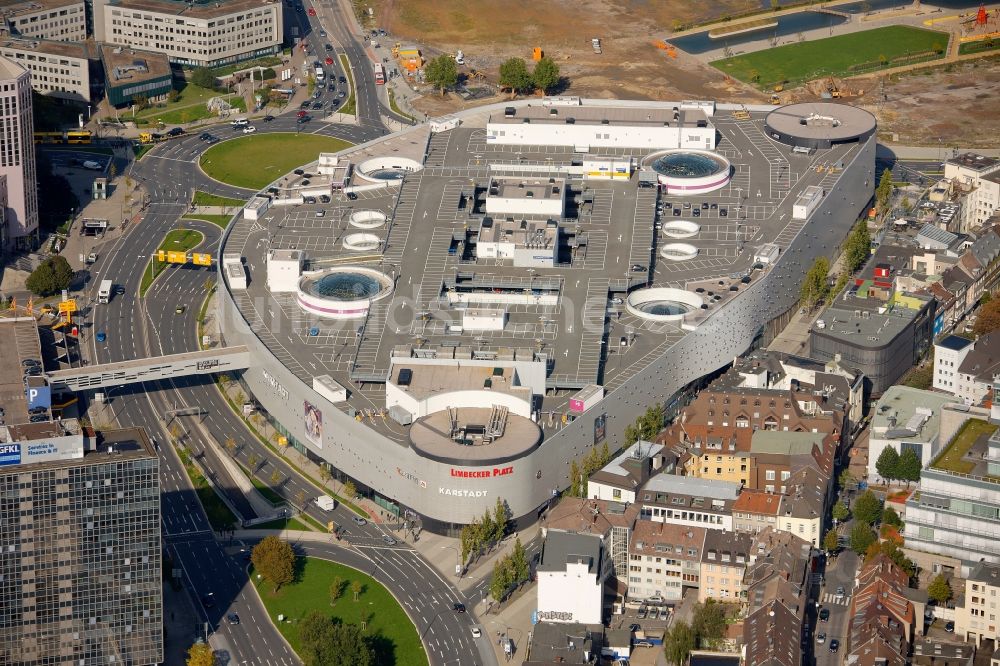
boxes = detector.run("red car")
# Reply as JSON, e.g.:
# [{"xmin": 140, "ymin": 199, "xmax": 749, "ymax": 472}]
[
  {"xmin": 325, "ymin": 56, "xmax": 334, "ymax": 65},
  {"xmin": 307, "ymin": 7, "xmax": 316, "ymax": 16},
  {"xmin": 297, "ymin": 110, "xmax": 308, "ymax": 118}
]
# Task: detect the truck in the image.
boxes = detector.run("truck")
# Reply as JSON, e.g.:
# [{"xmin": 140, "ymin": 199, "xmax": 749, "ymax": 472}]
[
  {"xmin": 314, "ymin": 495, "xmax": 336, "ymax": 511},
  {"xmin": 592, "ymin": 38, "xmax": 602, "ymax": 54},
  {"xmin": 98, "ymin": 279, "xmax": 112, "ymax": 304},
  {"xmin": 314, "ymin": 65, "xmax": 325, "ymax": 82}
]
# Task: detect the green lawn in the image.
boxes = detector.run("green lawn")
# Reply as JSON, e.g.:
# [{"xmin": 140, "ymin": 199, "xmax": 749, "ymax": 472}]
[
  {"xmin": 140, "ymin": 228, "xmax": 205, "ymax": 296},
  {"xmin": 253, "ymin": 516, "xmax": 315, "ymax": 531},
  {"xmin": 183, "ymin": 214, "xmax": 233, "ymax": 229},
  {"xmin": 192, "ymin": 190, "xmax": 246, "ymax": 208},
  {"xmin": 339, "ymin": 54, "xmax": 357, "ymax": 116},
  {"xmin": 388, "ymin": 88, "xmax": 414, "ymax": 122},
  {"xmin": 932, "ymin": 418, "xmax": 997, "ymax": 474},
  {"xmin": 199, "ymin": 133, "xmax": 353, "ymax": 189},
  {"xmin": 711, "ymin": 26, "xmax": 948, "ymax": 88},
  {"xmin": 178, "ymin": 448, "xmax": 237, "ymax": 531},
  {"xmin": 253, "ymin": 557, "xmax": 427, "ymax": 666}
]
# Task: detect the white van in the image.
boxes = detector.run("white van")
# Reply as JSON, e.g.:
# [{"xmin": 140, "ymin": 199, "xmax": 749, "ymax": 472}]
[{"xmin": 230, "ymin": 117, "xmax": 249, "ymax": 127}]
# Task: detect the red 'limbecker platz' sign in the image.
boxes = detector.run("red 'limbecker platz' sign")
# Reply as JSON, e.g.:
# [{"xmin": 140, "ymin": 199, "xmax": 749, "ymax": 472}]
[{"xmin": 450, "ymin": 466, "xmax": 514, "ymax": 479}]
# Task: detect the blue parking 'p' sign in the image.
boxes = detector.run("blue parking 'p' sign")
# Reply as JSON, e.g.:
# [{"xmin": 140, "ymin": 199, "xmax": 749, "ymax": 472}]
[{"xmin": 27, "ymin": 385, "xmax": 51, "ymax": 410}]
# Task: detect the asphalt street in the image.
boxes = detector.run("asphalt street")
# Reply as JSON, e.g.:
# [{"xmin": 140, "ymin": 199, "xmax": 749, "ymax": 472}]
[{"xmin": 73, "ymin": 5, "xmax": 493, "ymax": 663}]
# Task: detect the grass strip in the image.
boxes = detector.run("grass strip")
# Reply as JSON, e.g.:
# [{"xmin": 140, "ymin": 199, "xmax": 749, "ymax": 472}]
[{"xmin": 339, "ymin": 54, "xmax": 357, "ymax": 116}]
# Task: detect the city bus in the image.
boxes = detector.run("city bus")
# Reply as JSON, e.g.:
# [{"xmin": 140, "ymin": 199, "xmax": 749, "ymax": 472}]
[
  {"xmin": 373, "ymin": 62, "xmax": 385, "ymax": 85},
  {"xmin": 33, "ymin": 130, "xmax": 93, "ymax": 144}
]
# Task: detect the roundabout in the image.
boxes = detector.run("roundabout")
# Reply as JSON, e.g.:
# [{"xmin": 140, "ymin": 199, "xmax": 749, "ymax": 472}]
[{"xmin": 199, "ymin": 133, "xmax": 353, "ymax": 190}]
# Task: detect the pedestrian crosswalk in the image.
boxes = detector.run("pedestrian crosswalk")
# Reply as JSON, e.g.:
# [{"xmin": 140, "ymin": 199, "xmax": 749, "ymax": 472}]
[{"xmin": 821, "ymin": 592, "xmax": 851, "ymax": 606}]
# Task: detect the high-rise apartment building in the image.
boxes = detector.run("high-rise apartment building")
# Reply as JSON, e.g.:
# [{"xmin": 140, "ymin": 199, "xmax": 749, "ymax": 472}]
[
  {"xmin": 0, "ymin": 54, "xmax": 37, "ymax": 251},
  {"xmin": 0, "ymin": 422, "xmax": 163, "ymax": 665}
]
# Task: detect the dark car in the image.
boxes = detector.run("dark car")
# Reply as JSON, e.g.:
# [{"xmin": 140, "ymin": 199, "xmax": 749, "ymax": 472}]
[
  {"xmin": 294, "ymin": 168, "xmax": 305, "ymax": 175},
  {"xmin": 701, "ymin": 202, "xmax": 709, "ymax": 210},
  {"xmin": 30, "ymin": 415, "xmax": 48, "ymax": 423},
  {"xmin": 21, "ymin": 359, "xmax": 39, "ymax": 367},
  {"xmin": 328, "ymin": 84, "xmax": 336, "ymax": 92},
  {"xmin": 631, "ymin": 264, "xmax": 645, "ymax": 272},
  {"xmin": 299, "ymin": 99, "xmax": 311, "ymax": 109},
  {"xmin": 338, "ymin": 91, "xmax": 346, "ymax": 98},
  {"xmin": 629, "ymin": 623, "xmax": 641, "ymax": 633},
  {"xmin": 297, "ymin": 115, "xmax": 311, "ymax": 124},
  {"xmin": 945, "ymin": 621, "xmax": 955, "ymax": 632},
  {"xmin": 324, "ymin": 43, "xmax": 333, "ymax": 51},
  {"xmin": 347, "ymin": 192, "xmax": 358, "ymax": 200},
  {"xmin": 201, "ymin": 593, "xmax": 215, "ymax": 609},
  {"xmin": 819, "ymin": 608, "xmax": 830, "ymax": 622},
  {"xmin": 710, "ymin": 203, "xmax": 718, "ymax": 209},
  {"xmin": 829, "ymin": 639, "xmax": 840, "ymax": 653},
  {"xmin": 312, "ymin": 101, "xmax": 324, "ymax": 109},
  {"xmin": 319, "ymin": 194, "xmax": 331, "ymax": 203},
  {"xmin": 167, "ymin": 127, "xmax": 184, "ymax": 137},
  {"xmin": 693, "ymin": 208, "xmax": 701, "ymax": 217},
  {"xmin": 263, "ymin": 115, "xmax": 275, "ymax": 122},
  {"xmin": 672, "ymin": 208, "xmax": 681, "ymax": 216},
  {"xmin": 227, "ymin": 613, "xmax": 240, "ymax": 625},
  {"xmin": 339, "ymin": 75, "xmax": 347, "ymax": 84},
  {"xmin": 199, "ymin": 132, "xmax": 212, "ymax": 141},
  {"xmin": 720, "ymin": 208, "xmax": 728, "ymax": 217},
  {"xmin": 304, "ymin": 196, "xmax": 317, "ymax": 204},
  {"xmin": 453, "ymin": 603, "xmax": 466, "ymax": 613}
]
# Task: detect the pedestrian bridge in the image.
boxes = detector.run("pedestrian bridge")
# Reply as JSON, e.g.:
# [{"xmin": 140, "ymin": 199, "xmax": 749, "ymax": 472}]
[{"xmin": 46, "ymin": 347, "xmax": 251, "ymax": 392}]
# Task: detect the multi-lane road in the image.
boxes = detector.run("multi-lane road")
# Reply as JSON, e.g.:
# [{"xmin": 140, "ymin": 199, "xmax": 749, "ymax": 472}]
[{"xmin": 74, "ymin": 3, "xmax": 496, "ymax": 663}]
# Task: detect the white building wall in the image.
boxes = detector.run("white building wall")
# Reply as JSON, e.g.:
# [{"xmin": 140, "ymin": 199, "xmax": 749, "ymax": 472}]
[
  {"xmin": 5, "ymin": 1, "xmax": 87, "ymax": 42},
  {"xmin": 587, "ymin": 480, "xmax": 636, "ymax": 504},
  {"xmin": 536, "ymin": 561, "xmax": 604, "ymax": 624},
  {"xmin": 484, "ymin": 196, "xmax": 562, "ymax": 217},
  {"xmin": 0, "ymin": 44, "xmax": 90, "ymax": 102},
  {"xmin": 935, "ymin": 341, "xmax": 973, "ymax": 394},
  {"xmin": 0, "ymin": 57, "xmax": 38, "ymax": 250},
  {"xmin": 867, "ymin": 436, "xmax": 939, "ymax": 481},
  {"xmin": 384, "ymin": 387, "xmax": 532, "ymax": 420},
  {"xmin": 485, "ymin": 122, "xmax": 716, "ymax": 151}
]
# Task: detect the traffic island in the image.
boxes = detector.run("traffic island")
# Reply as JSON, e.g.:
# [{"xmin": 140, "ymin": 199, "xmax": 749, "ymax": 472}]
[{"xmin": 199, "ymin": 133, "xmax": 353, "ymax": 190}]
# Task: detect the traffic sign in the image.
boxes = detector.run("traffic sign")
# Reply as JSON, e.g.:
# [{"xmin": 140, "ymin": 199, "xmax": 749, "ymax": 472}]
[
  {"xmin": 57, "ymin": 299, "xmax": 77, "ymax": 314},
  {"xmin": 192, "ymin": 253, "xmax": 213, "ymax": 266},
  {"xmin": 166, "ymin": 251, "xmax": 187, "ymax": 264}
]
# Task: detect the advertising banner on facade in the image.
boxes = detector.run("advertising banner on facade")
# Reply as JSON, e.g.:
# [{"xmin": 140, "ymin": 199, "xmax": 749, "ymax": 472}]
[
  {"xmin": 0, "ymin": 444, "xmax": 21, "ymax": 466},
  {"xmin": 304, "ymin": 400, "xmax": 323, "ymax": 447},
  {"xmin": 594, "ymin": 413, "xmax": 606, "ymax": 445}
]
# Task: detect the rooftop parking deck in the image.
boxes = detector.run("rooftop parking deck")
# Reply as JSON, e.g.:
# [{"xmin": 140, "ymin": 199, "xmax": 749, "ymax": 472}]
[{"xmin": 222, "ymin": 105, "xmax": 864, "ymax": 445}]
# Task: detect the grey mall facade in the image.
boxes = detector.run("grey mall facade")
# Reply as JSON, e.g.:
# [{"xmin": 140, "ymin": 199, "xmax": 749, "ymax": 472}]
[{"xmin": 216, "ymin": 100, "xmax": 877, "ymax": 534}]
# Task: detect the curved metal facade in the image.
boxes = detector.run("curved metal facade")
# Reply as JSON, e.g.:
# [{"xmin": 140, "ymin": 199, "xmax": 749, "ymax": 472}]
[{"xmin": 216, "ymin": 131, "xmax": 876, "ymax": 533}]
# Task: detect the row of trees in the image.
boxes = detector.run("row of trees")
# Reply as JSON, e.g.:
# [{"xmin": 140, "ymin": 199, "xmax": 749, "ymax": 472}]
[
  {"xmin": 842, "ymin": 221, "xmax": 872, "ymax": 275},
  {"xmin": 663, "ymin": 601, "xmax": 730, "ymax": 666},
  {"xmin": 874, "ymin": 446, "xmax": 922, "ymax": 486},
  {"xmin": 498, "ymin": 56, "xmax": 561, "ymax": 96},
  {"xmin": 459, "ymin": 497, "xmax": 510, "ymax": 564},
  {"xmin": 488, "ymin": 538, "xmax": 530, "ymax": 605},
  {"xmin": 624, "ymin": 404, "xmax": 665, "ymax": 447},
  {"xmin": 875, "ymin": 167, "xmax": 894, "ymax": 213},
  {"xmin": 567, "ymin": 442, "xmax": 612, "ymax": 497},
  {"xmin": 799, "ymin": 256, "xmax": 831, "ymax": 310}
]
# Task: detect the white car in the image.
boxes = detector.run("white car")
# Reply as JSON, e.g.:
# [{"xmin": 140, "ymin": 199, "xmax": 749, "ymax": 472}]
[
  {"xmin": 471, "ymin": 627, "xmax": 481, "ymax": 639},
  {"xmin": 82, "ymin": 160, "xmax": 103, "ymax": 170},
  {"xmin": 242, "ymin": 125, "xmax": 257, "ymax": 134}
]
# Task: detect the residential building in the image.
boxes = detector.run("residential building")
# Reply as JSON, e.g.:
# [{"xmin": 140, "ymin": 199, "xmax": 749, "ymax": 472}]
[
  {"xmin": 935, "ymin": 332, "xmax": 1000, "ymax": 405},
  {"xmin": 0, "ymin": 0, "xmax": 86, "ymax": 42},
  {"xmin": 935, "ymin": 334, "xmax": 976, "ymax": 394},
  {"xmin": 743, "ymin": 599, "xmax": 801, "ymax": 666},
  {"xmin": 775, "ymin": 465, "xmax": 829, "ymax": 549},
  {"xmin": 543, "ymin": 497, "xmax": 640, "ymax": 587},
  {"xmin": 911, "ymin": 637, "xmax": 975, "ymax": 666},
  {"xmin": 100, "ymin": 44, "xmax": 172, "ymax": 107},
  {"xmin": 866, "ymin": 386, "xmax": 955, "ymax": 482},
  {"xmin": 523, "ymin": 622, "xmax": 601, "ymax": 665},
  {"xmin": 0, "ymin": 54, "xmax": 37, "ymax": 251},
  {"xmin": 0, "ymin": 423, "xmax": 163, "ymax": 665},
  {"xmin": 903, "ymin": 425, "xmax": 1000, "ymax": 574},
  {"xmin": 699, "ymin": 529, "xmax": 751, "ymax": 602},
  {"xmin": 954, "ymin": 561, "xmax": 1000, "ymax": 647},
  {"xmin": 732, "ymin": 488, "xmax": 781, "ymax": 535},
  {"xmin": 586, "ymin": 440, "xmax": 667, "ymax": 504},
  {"xmin": 536, "ymin": 530, "xmax": 608, "ymax": 625},
  {"xmin": 0, "ymin": 36, "xmax": 92, "ymax": 102},
  {"xmin": 626, "ymin": 521, "xmax": 705, "ymax": 602},
  {"xmin": 637, "ymin": 474, "xmax": 740, "ymax": 532},
  {"xmin": 945, "ymin": 153, "xmax": 1000, "ymax": 232},
  {"xmin": 93, "ymin": 0, "xmax": 283, "ymax": 68},
  {"xmin": 746, "ymin": 430, "xmax": 835, "ymax": 494}
]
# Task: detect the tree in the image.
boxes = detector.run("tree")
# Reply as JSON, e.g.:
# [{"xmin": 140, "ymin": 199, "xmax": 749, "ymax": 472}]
[
  {"xmin": 876, "ymin": 167, "xmax": 894, "ymax": 211},
  {"xmin": 169, "ymin": 422, "xmax": 183, "ymax": 445},
  {"xmin": 663, "ymin": 620, "xmax": 696, "ymax": 666},
  {"xmin": 319, "ymin": 465, "xmax": 332, "ymax": 486},
  {"xmin": 624, "ymin": 404, "xmax": 665, "ymax": 446},
  {"xmin": 692, "ymin": 600, "xmax": 727, "ymax": 645},
  {"xmin": 843, "ymin": 221, "xmax": 872, "ymax": 274},
  {"xmin": 350, "ymin": 579, "xmax": 363, "ymax": 601},
  {"xmin": 511, "ymin": 538, "xmax": 530, "ymax": 583},
  {"xmin": 489, "ymin": 558, "xmax": 512, "ymax": 604},
  {"xmin": 882, "ymin": 506, "xmax": 903, "ymax": 528},
  {"xmin": 850, "ymin": 522, "xmax": 876, "ymax": 555},
  {"xmin": 133, "ymin": 94, "xmax": 149, "ymax": 111},
  {"xmin": 870, "ymin": 540, "xmax": 915, "ymax": 577},
  {"xmin": 298, "ymin": 611, "xmax": 374, "ymax": 666},
  {"xmin": 251, "ymin": 535, "xmax": 295, "ymax": 591},
  {"xmin": 875, "ymin": 446, "xmax": 900, "ymax": 483},
  {"xmin": 186, "ymin": 641, "xmax": 215, "ymax": 666},
  {"xmin": 928, "ymin": 573, "xmax": 953, "ymax": 604},
  {"xmin": 568, "ymin": 459, "xmax": 582, "ymax": 497},
  {"xmin": 897, "ymin": 448, "xmax": 922, "ymax": 486},
  {"xmin": 531, "ymin": 56, "xmax": 561, "ymax": 94},
  {"xmin": 853, "ymin": 490, "xmax": 883, "ymax": 526},
  {"xmin": 498, "ymin": 57, "xmax": 532, "ymax": 94},
  {"xmin": 26, "ymin": 255, "xmax": 74, "ymax": 296},
  {"xmin": 329, "ymin": 576, "xmax": 345, "ymax": 606},
  {"xmin": 493, "ymin": 497, "xmax": 508, "ymax": 542},
  {"xmin": 749, "ymin": 69, "xmax": 761, "ymax": 83},
  {"xmin": 973, "ymin": 296, "xmax": 1000, "ymax": 335},
  {"xmin": 167, "ymin": 89, "xmax": 180, "ymax": 103},
  {"xmin": 247, "ymin": 453, "xmax": 260, "ymax": 480},
  {"xmin": 224, "ymin": 436, "xmax": 237, "ymax": 457},
  {"xmin": 269, "ymin": 468, "xmax": 282, "ymax": 486},
  {"xmin": 823, "ymin": 528, "xmax": 840, "ymax": 554},
  {"xmin": 295, "ymin": 489, "xmax": 308, "ymax": 510},
  {"xmin": 191, "ymin": 68, "xmax": 218, "ymax": 90},
  {"xmin": 839, "ymin": 468, "xmax": 856, "ymax": 491},
  {"xmin": 343, "ymin": 480, "xmax": 357, "ymax": 499},
  {"xmin": 800, "ymin": 256, "xmax": 831, "ymax": 309},
  {"xmin": 425, "ymin": 55, "xmax": 458, "ymax": 94}
]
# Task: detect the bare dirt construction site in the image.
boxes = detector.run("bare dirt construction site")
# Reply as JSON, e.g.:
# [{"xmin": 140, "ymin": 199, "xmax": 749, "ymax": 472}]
[
  {"xmin": 371, "ymin": 0, "xmax": 767, "ymax": 111},
  {"xmin": 857, "ymin": 59, "xmax": 1000, "ymax": 149}
]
